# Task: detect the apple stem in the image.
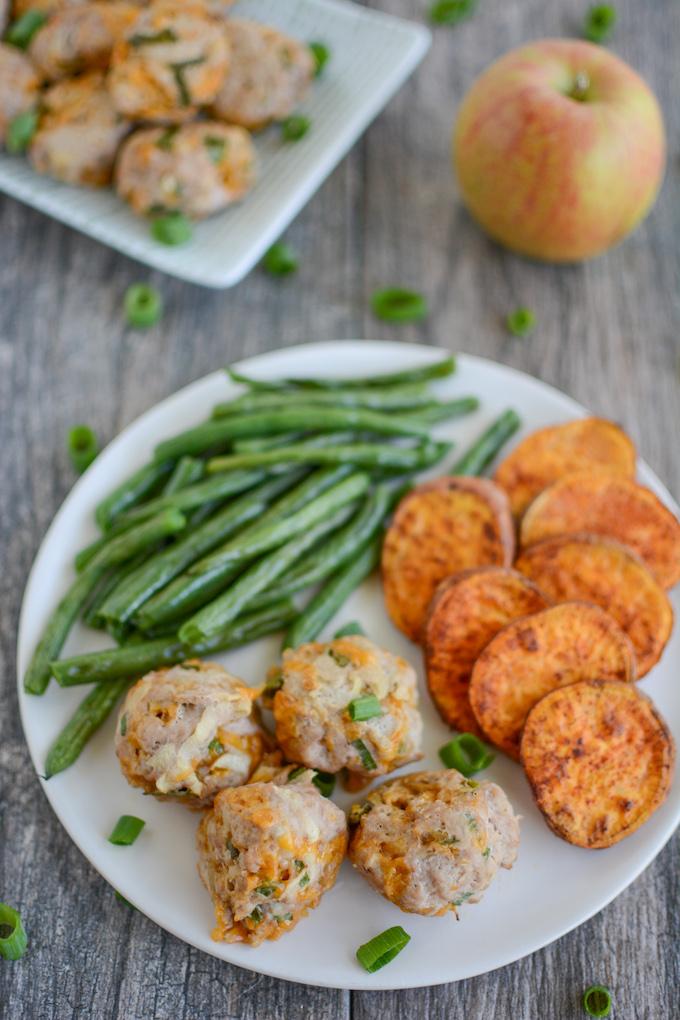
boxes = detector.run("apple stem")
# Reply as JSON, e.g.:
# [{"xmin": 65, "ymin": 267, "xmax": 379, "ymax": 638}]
[{"xmin": 569, "ymin": 71, "xmax": 591, "ymax": 102}]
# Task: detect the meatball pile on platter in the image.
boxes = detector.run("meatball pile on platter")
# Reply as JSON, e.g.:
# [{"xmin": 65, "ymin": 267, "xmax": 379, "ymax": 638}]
[
  {"xmin": 348, "ymin": 770, "xmax": 520, "ymax": 916},
  {"xmin": 197, "ymin": 763, "xmax": 347, "ymax": 945},
  {"xmin": 115, "ymin": 660, "xmax": 266, "ymax": 807},
  {"xmin": 270, "ymin": 635, "xmax": 423, "ymax": 784}
]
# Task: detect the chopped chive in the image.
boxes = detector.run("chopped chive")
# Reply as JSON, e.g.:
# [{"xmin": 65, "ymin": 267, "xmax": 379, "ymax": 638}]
[
  {"xmin": 298, "ymin": 872, "xmax": 310, "ymax": 888},
  {"xmin": 0, "ymin": 904, "xmax": 28, "ymax": 960},
  {"xmin": 5, "ymin": 10, "xmax": 47, "ymax": 49},
  {"xmin": 348, "ymin": 801, "xmax": 372, "ymax": 825},
  {"xmin": 371, "ymin": 288, "xmax": 428, "ymax": 323},
  {"xmin": 506, "ymin": 306, "xmax": 536, "ymax": 337},
  {"xmin": 208, "ymin": 738, "xmax": 224, "ymax": 756},
  {"xmin": 583, "ymin": 5, "xmax": 616, "ymax": 43},
  {"xmin": 429, "ymin": 0, "xmax": 476, "ymax": 25},
  {"xmin": 352, "ymin": 738, "xmax": 377, "ymax": 771},
  {"xmin": 256, "ymin": 882, "xmax": 278, "ymax": 897},
  {"xmin": 356, "ymin": 926, "xmax": 411, "ymax": 972},
  {"xmin": 276, "ymin": 912, "xmax": 293, "ymax": 923},
  {"xmin": 108, "ymin": 815, "xmax": 145, "ymax": 846},
  {"xmin": 329, "ymin": 649, "xmax": 351, "ymax": 667},
  {"xmin": 67, "ymin": 425, "xmax": 99, "ymax": 474},
  {"xmin": 482, "ymin": 846, "xmax": 491, "ymax": 859},
  {"xmin": 287, "ymin": 765, "xmax": 307, "ymax": 782},
  {"xmin": 309, "ymin": 41, "xmax": 330, "ymax": 76},
  {"xmin": 262, "ymin": 241, "xmax": 298, "ymax": 276},
  {"xmin": 452, "ymin": 891, "xmax": 473, "ymax": 906},
  {"xmin": 171, "ymin": 57, "xmax": 205, "ymax": 106},
  {"xmin": 130, "ymin": 28, "xmax": 178, "ymax": 46},
  {"xmin": 439, "ymin": 733, "xmax": 495, "ymax": 776},
  {"xmin": 203, "ymin": 134, "xmax": 226, "ymax": 164},
  {"xmin": 294, "ymin": 859, "xmax": 305, "ymax": 873},
  {"xmin": 312, "ymin": 771, "xmax": 336, "ymax": 798},
  {"xmin": 156, "ymin": 125, "xmax": 179, "ymax": 151},
  {"xmin": 6, "ymin": 109, "xmax": 38, "ymax": 155},
  {"xmin": 281, "ymin": 115, "xmax": 310, "ymax": 142},
  {"xmin": 583, "ymin": 985, "xmax": 612, "ymax": 1018},
  {"xmin": 150, "ymin": 211, "xmax": 192, "ymax": 246},
  {"xmin": 334, "ymin": 621, "xmax": 365, "ymax": 638},
  {"xmin": 347, "ymin": 695, "xmax": 382, "ymax": 722},
  {"xmin": 124, "ymin": 283, "xmax": 163, "ymax": 328},
  {"xmin": 248, "ymin": 906, "xmax": 264, "ymax": 925}
]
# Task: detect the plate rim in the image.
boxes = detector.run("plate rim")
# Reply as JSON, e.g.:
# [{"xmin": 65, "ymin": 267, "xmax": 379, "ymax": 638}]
[{"xmin": 16, "ymin": 339, "xmax": 680, "ymax": 990}]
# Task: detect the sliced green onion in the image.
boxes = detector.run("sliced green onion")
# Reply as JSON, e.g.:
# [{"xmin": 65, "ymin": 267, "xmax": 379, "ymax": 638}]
[
  {"xmin": 371, "ymin": 288, "xmax": 428, "ymax": 323},
  {"xmin": 5, "ymin": 10, "xmax": 47, "ymax": 49},
  {"xmin": 430, "ymin": 0, "xmax": 476, "ymax": 25},
  {"xmin": 249, "ymin": 906, "xmax": 264, "ymax": 925},
  {"xmin": 312, "ymin": 771, "xmax": 335, "ymax": 797},
  {"xmin": 130, "ymin": 28, "xmax": 177, "ymax": 47},
  {"xmin": 124, "ymin": 283, "xmax": 163, "ymax": 328},
  {"xmin": 150, "ymin": 211, "xmax": 192, "ymax": 246},
  {"xmin": 356, "ymin": 926, "xmax": 411, "ymax": 973},
  {"xmin": 329, "ymin": 649, "xmax": 350, "ymax": 668},
  {"xmin": 583, "ymin": 985, "xmax": 612, "ymax": 1018},
  {"xmin": 0, "ymin": 903, "xmax": 28, "ymax": 960},
  {"xmin": 348, "ymin": 695, "xmax": 382, "ymax": 722},
  {"xmin": 256, "ymin": 882, "xmax": 278, "ymax": 897},
  {"xmin": 68, "ymin": 425, "xmax": 99, "ymax": 474},
  {"xmin": 203, "ymin": 134, "xmax": 226, "ymax": 164},
  {"xmin": 281, "ymin": 115, "xmax": 311, "ymax": 142},
  {"xmin": 156, "ymin": 125, "xmax": 178, "ymax": 151},
  {"xmin": 334, "ymin": 621, "xmax": 365, "ymax": 638},
  {"xmin": 506, "ymin": 307, "xmax": 536, "ymax": 337},
  {"xmin": 299, "ymin": 872, "xmax": 310, "ymax": 887},
  {"xmin": 208, "ymin": 738, "xmax": 224, "ymax": 755},
  {"xmin": 119, "ymin": 714, "xmax": 127, "ymax": 736},
  {"xmin": 348, "ymin": 801, "xmax": 372, "ymax": 825},
  {"xmin": 352, "ymin": 738, "xmax": 377, "ymax": 771},
  {"xmin": 108, "ymin": 815, "xmax": 146, "ymax": 846},
  {"xmin": 262, "ymin": 241, "xmax": 298, "ymax": 276},
  {"xmin": 6, "ymin": 109, "xmax": 38, "ymax": 155},
  {"xmin": 583, "ymin": 5, "xmax": 616, "ymax": 43},
  {"xmin": 309, "ymin": 41, "xmax": 330, "ymax": 76},
  {"xmin": 439, "ymin": 733, "xmax": 495, "ymax": 776},
  {"xmin": 286, "ymin": 765, "xmax": 307, "ymax": 782}
]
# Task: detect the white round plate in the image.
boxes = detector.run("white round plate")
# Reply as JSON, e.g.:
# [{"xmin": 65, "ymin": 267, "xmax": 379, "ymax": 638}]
[{"xmin": 18, "ymin": 341, "xmax": 680, "ymax": 990}]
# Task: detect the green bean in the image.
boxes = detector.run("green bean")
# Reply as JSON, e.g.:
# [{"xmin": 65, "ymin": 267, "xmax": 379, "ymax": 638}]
[
  {"xmin": 179, "ymin": 503, "xmax": 356, "ymax": 643},
  {"xmin": 282, "ymin": 536, "xmax": 382, "ymax": 649},
  {"xmin": 249, "ymin": 481, "xmax": 406, "ymax": 610},
  {"xmin": 86, "ymin": 508, "xmax": 187, "ymax": 572},
  {"xmin": 162, "ymin": 455, "xmax": 205, "ymax": 494},
  {"xmin": 207, "ymin": 439, "xmax": 451, "ymax": 475},
  {"xmin": 402, "ymin": 396, "xmax": 479, "ymax": 426},
  {"xmin": 232, "ymin": 431, "xmax": 305, "ymax": 454},
  {"xmin": 450, "ymin": 409, "xmax": 521, "ymax": 476},
  {"xmin": 44, "ymin": 676, "xmax": 133, "ymax": 778},
  {"xmin": 114, "ymin": 469, "xmax": 268, "ymax": 527},
  {"xmin": 212, "ymin": 382, "xmax": 433, "ymax": 417},
  {"xmin": 135, "ymin": 466, "xmax": 355, "ymax": 630},
  {"xmin": 154, "ymin": 407, "xmax": 429, "ymax": 461},
  {"xmin": 97, "ymin": 469, "xmax": 308, "ymax": 624},
  {"xmin": 24, "ymin": 567, "xmax": 105, "ymax": 695},
  {"xmin": 226, "ymin": 355, "xmax": 456, "ymax": 391},
  {"xmin": 95, "ymin": 458, "xmax": 174, "ymax": 531},
  {"xmin": 82, "ymin": 554, "xmax": 148, "ymax": 629},
  {"xmin": 51, "ymin": 600, "xmax": 297, "ymax": 686}
]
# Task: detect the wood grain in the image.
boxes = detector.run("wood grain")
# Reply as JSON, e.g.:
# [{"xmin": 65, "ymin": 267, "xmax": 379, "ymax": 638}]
[{"xmin": 1, "ymin": 0, "xmax": 679, "ymax": 1016}]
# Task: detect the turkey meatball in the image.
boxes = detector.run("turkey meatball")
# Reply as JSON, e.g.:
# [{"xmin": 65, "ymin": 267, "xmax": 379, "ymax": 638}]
[
  {"xmin": 28, "ymin": 2, "xmax": 139, "ymax": 81},
  {"xmin": 108, "ymin": 1, "xmax": 229, "ymax": 123},
  {"xmin": 270, "ymin": 636, "xmax": 423, "ymax": 782},
  {"xmin": 115, "ymin": 660, "xmax": 267, "ymax": 807},
  {"xmin": 212, "ymin": 19, "xmax": 314, "ymax": 130},
  {"xmin": 348, "ymin": 770, "xmax": 520, "ymax": 915},
  {"xmin": 0, "ymin": 43, "xmax": 39, "ymax": 147},
  {"xmin": 116, "ymin": 120, "xmax": 255, "ymax": 218},
  {"xmin": 29, "ymin": 71, "xmax": 130, "ymax": 185},
  {"xmin": 197, "ymin": 764, "xmax": 347, "ymax": 945}
]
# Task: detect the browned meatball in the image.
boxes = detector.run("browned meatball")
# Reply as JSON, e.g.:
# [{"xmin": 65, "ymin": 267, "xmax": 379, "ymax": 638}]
[
  {"xmin": 29, "ymin": 71, "xmax": 130, "ymax": 185},
  {"xmin": 116, "ymin": 120, "xmax": 256, "ymax": 218},
  {"xmin": 108, "ymin": 1, "xmax": 229, "ymax": 123},
  {"xmin": 28, "ymin": 2, "xmax": 139, "ymax": 81},
  {"xmin": 0, "ymin": 42, "xmax": 39, "ymax": 147},
  {"xmin": 212, "ymin": 19, "xmax": 314, "ymax": 130}
]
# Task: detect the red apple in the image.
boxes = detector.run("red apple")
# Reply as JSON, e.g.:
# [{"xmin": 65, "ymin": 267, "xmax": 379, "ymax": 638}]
[{"xmin": 453, "ymin": 39, "xmax": 666, "ymax": 262}]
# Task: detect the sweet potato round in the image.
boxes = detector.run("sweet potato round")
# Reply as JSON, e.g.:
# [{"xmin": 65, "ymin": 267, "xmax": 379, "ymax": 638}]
[
  {"xmin": 382, "ymin": 477, "xmax": 515, "ymax": 643},
  {"xmin": 520, "ymin": 471, "xmax": 680, "ymax": 589},
  {"xmin": 515, "ymin": 534, "xmax": 673, "ymax": 677},
  {"xmin": 494, "ymin": 418, "xmax": 636, "ymax": 518},
  {"xmin": 425, "ymin": 567, "xmax": 550, "ymax": 734},
  {"xmin": 469, "ymin": 602, "xmax": 636, "ymax": 759},
  {"xmin": 521, "ymin": 679, "xmax": 675, "ymax": 848}
]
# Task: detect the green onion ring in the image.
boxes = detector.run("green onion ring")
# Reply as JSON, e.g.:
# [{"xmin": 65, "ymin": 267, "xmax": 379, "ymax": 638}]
[
  {"xmin": 124, "ymin": 283, "xmax": 163, "ymax": 328},
  {"xmin": 348, "ymin": 695, "xmax": 382, "ymax": 721},
  {"xmin": 150, "ymin": 211, "xmax": 192, "ymax": 246},
  {"xmin": 356, "ymin": 926, "xmax": 411, "ymax": 972},
  {"xmin": 439, "ymin": 733, "xmax": 495, "ymax": 776},
  {"xmin": 583, "ymin": 985, "xmax": 612, "ymax": 1018},
  {"xmin": 67, "ymin": 424, "xmax": 99, "ymax": 474},
  {"xmin": 108, "ymin": 815, "xmax": 146, "ymax": 846},
  {"xmin": 0, "ymin": 903, "xmax": 28, "ymax": 960},
  {"xmin": 334, "ymin": 621, "xmax": 365, "ymax": 638},
  {"xmin": 371, "ymin": 288, "xmax": 428, "ymax": 323},
  {"xmin": 281, "ymin": 115, "xmax": 311, "ymax": 142}
]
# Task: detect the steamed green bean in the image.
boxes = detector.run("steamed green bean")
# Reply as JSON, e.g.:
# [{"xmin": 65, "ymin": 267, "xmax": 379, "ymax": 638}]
[
  {"xmin": 207, "ymin": 439, "xmax": 451, "ymax": 475},
  {"xmin": 451, "ymin": 409, "xmax": 521, "ymax": 476}
]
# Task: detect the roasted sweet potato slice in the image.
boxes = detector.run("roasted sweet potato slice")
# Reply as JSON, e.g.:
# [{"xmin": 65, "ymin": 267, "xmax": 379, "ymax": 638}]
[
  {"xmin": 494, "ymin": 418, "xmax": 636, "ymax": 518},
  {"xmin": 521, "ymin": 679, "xmax": 675, "ymax": 848},
  {"xmin": 515, "ymin": 534, "xmax": 673, "ymax": 677},
  {"xmin": 382, "ymin": 477, "xmax": 515, "ymax": 643},
  {"xmin": 469, "ymin": 602, "xmax": 636, "ymax": 759},
  {"xmin": 520, "ymin": 471, "xmax": 680, "ymax": 589},
  {"xmin": 424, "ymin": 567, "xmax": 550, "ymax": 734}
]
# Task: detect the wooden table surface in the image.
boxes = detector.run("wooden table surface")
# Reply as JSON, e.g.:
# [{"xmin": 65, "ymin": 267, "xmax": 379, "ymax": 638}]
[{"xmin": 1, "ymin": 0, "xmax": 679, "ymax": 1016}]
